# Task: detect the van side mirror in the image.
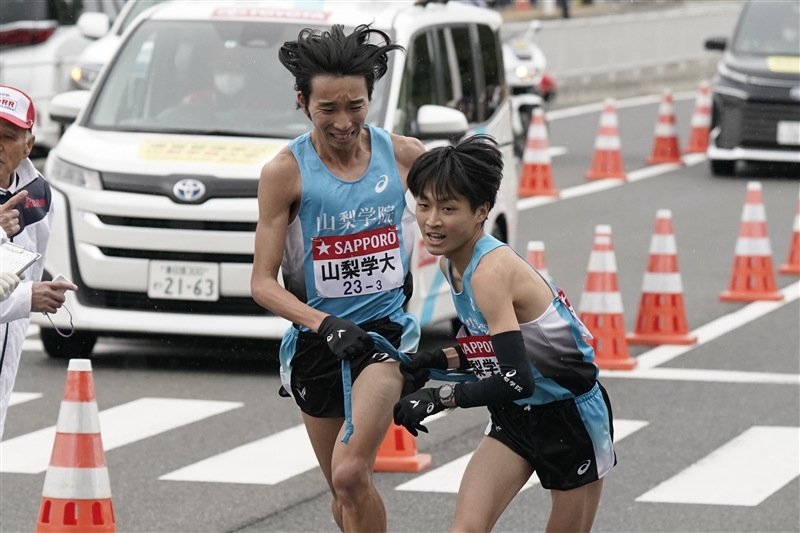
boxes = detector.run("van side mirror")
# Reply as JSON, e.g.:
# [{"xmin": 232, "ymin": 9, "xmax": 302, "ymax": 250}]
[
  {"xmin": 77, "ymin": 12, "xmax": 110, "ymax": 40},
  {"xmin": 416, "ymin": 105, "xmax": 469, "ymax": 138},
  {"xmin": 50, "ymin": 91, "xmax": 92, "ymax": 125},
  {"xmin": 704, "ymin": 37, "xmax": 727, "ymax": 51}
]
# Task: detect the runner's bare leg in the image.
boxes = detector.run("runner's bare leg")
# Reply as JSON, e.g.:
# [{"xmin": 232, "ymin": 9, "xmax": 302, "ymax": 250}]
[
  {"xmin": 302, "ymin": 414, "xmax": 347, "ymax": 531},
  {"xmin": 547, "ymin": 478, "xmax": 604, "ymax": 533},
  {"xmin": 451, "ymin": 436, "xmax": 534, "ymax": 533}
]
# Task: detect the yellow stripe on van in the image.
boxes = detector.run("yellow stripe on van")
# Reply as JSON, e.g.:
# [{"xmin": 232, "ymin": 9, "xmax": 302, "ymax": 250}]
[
  {"xmin": 766, "ymin": 56, "xmax": 800, "ymax": 74},
  {"xmin": 138, "ymin": 140, "xmax": 280, "ymax": 165}
]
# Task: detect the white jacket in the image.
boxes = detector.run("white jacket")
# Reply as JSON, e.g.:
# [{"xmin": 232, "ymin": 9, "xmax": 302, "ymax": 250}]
[{"xmin": 0, "ymin": 157, "xmax": 54, "ymax": 438}]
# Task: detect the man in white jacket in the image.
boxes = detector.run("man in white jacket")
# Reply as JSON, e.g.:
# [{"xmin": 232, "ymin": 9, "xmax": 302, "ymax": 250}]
[{"xmin": 0, "ymin": 86, "xmax": 76, "ymax": 438}]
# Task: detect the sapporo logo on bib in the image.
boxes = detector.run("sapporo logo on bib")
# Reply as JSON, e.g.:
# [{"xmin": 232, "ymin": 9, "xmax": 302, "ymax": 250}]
[
  {"xmin": 312, "ymin": 225, "xmax": 403, "ymax": 298},
  {"xmin": 457, "ymin": 335, "xmax": 499, "ymax": 380}
]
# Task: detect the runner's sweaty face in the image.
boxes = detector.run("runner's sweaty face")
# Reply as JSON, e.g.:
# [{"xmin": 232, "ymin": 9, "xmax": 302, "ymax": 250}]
[
  {"xmin": 299, "ymin": 75, "xmax": 369, "ymax": 150},
  {"xmin": 415, "ymin": 186, "xmax": 488, "ymax": 259}
]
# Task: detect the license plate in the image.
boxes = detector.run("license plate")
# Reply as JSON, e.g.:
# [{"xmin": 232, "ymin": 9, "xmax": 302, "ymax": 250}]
[
  {"xmin": 147, "ymin": 261, "xmax": 219, "ymax": 301},
  {"xmin": 777, "ymin": 121, "xmax": 800, "ymax": 145}
]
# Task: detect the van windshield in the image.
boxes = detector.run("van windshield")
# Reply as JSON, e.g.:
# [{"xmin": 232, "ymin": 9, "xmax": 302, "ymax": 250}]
[
  {"xmin": 87, "ymin": 20, "xmax": 390, "ymax": 138},
  {"xmin": 732, "ymin": 1, "xmax": 800, "ymax": 57}
]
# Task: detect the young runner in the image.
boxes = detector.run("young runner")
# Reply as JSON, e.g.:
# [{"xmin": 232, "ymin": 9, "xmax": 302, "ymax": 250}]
[
  {"xmin": 250, "ymin": 24, "xmax": 425, "ymax": 532},
  {"xmin": 394, "ymin": 135, "xmax": 615, "ymax": 533}
]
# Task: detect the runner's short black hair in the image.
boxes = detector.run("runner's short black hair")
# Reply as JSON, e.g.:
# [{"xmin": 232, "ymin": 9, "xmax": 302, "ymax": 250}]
[
  {"xmin": 407, "ymin": 134, "xmax": 503, "ymax": 212},
  {"xmin": 278, "ymin": 24, "xmax": 404, "ymax": 107}
]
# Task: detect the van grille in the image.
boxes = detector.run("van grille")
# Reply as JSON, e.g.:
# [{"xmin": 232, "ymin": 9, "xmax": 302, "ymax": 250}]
[
  {"xmin": 97, "ymin": 215, "xmax": 257, "ymax": 232},
  {"xmin": 98, "ymin": 247, "xmax": 254, "ymax": 264}
]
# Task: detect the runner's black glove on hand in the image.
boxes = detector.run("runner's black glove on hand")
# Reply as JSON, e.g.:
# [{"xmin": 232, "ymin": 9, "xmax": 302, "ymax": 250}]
[
  {"xmin": 393, "ymin": 387, "xmax": 445, "ymax": 437},
  {"xmin": 399, "ymin": 349, "xmax": 448, "ymax": 394},
  {"xmin": 318, "ymin": 315, "xmax": 374, "ymax": 361}
]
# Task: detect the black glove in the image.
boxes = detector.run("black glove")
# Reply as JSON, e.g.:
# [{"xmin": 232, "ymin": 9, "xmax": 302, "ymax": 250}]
[
  {"xmin": 318, "ymin": 315, "xmax": 374, "ymax": 361},
  {"xmin": 393, "ymin": 387, "xmax": 445, "ymax": 437},
  {"xmin": 399, "ymin": 349, "xmax": 449, "ymax": 394}
]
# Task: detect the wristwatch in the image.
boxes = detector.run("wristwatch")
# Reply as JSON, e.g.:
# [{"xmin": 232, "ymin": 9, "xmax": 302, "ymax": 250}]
[{"xmin": 438, "ymin": 384, "xmax": 456, "ymax": 408}]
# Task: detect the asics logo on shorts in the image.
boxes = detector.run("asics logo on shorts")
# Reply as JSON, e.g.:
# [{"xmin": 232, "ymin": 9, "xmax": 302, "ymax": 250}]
[
  {"xmin": 371, "ymin": 352, "xmax": 391, "ymax": 362},
  {"xmin": 577, "ymin": 460, "xmax": 592, "ymax": 475},
  {"xmin": 297, "ymin": 387, "xmax": 307, "ymax": 401}
]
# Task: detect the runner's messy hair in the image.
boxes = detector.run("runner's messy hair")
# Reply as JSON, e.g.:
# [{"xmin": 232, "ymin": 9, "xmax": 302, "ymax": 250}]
[
  {"xmin": 407, "ymin": 134, "xmax": 503, "ymax": 213},
  {"xmin": 278, "ymin": 24, "xmax": 404, "ymax": 109}
]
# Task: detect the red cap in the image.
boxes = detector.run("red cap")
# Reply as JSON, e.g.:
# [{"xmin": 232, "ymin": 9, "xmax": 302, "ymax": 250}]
[{"xmin": 0, "ymin": 86, "xmax": 35, "ymax": 129}]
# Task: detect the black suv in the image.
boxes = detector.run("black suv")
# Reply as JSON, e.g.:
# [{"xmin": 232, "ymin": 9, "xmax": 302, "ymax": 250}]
[{"xmin": 705, "ymin": 0, "xmax": 800, "ymax": 175}]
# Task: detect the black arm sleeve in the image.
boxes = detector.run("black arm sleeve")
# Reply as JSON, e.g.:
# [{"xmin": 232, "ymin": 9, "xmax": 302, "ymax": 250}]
[{"xmin": 453, "ymin": 330, "xmax": 535, "ymax": 408}]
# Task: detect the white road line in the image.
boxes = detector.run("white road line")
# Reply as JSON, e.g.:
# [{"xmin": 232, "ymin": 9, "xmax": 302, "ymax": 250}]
[
  {"xmin": 395, "ymin": 418, "xmax": 647, "ymax": 494},
  {"xmin": 26, "ymin": 325, "xmax": 40, "ymax": 337},
  {"xmin": 517, "ymin": 155, "xmax": 706, "ymax": 212},
  {"xmin": 160, "ymin": 424, "xmax": 317, "ymax": 485},
  {"xmin": 548, "ymin": 146, "xmax": 568, "ymax": 158},
  {"xmin": 0, "ymin": 398, "xmax": 242, "ymax": 474},
  {"xmin": 600, "ymin": 281, "xmax": 800, "ymax": 385},
  {"xmin": 546, "ymin": 91, "xmax": 697, "ymax": 121},
  {"xmin": 161, "ymin": 411, "xmax": 449, "ymax": 485},
  {"xmin": 636, "ymin": 426, "xmax": 800, "ymax": 506},
  {"xmin": 8, "ymin": 393, "xmax": 43, "ymax": 407}
]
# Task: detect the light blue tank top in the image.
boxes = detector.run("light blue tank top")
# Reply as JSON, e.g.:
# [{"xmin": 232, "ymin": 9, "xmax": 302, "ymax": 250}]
[
  {"xmin": 281, "ymin": 125, "xmax": 415, "ymax": 327},
  {"xmin": 448, "ymin": 234, "xmax": 599, "ymax": 405}
]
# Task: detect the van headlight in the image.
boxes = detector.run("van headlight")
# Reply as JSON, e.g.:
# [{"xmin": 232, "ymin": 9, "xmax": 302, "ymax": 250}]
[
  {"xmin": 515, "ymin": 66, "xmax": 537, "ymax": 82},
  {"xmin": 45, "ymin": 156, "xmax": 103, "ymax": 190}
]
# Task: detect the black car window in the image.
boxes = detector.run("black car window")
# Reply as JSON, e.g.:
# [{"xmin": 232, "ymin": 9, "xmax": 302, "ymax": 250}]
[
  {"xmin": 395, "ymin": 30, "xmax": 436, "ymax": 134},
  {"xmin": 733, "ymin": 1, "xmax": 800, "ymax": 57},
  {"xmin": 0, "ymin": 0, "xmax": 120, "ymax": 26},
  {"xmin": 477, "ymin": 23, "xmax": 504, "ymax": 121}
]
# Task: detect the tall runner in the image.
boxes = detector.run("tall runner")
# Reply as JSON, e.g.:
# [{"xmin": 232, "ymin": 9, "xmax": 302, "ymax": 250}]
[
  {"xmin": 251, "ymin": 24, "xmax": 425, "ymax": 532},
  {"xmin": 394, "ymin": 136, "xmax": 615, "ymax": 533}
]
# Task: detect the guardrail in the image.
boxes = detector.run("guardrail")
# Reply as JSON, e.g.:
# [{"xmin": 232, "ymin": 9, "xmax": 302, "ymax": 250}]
[{"xmin": 502, "ymin": 2, "xmax": 743, "ymax": 82}]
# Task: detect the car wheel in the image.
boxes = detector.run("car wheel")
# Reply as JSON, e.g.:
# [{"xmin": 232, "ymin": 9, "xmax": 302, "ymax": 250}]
[
  {"xmin": 710, "ymin": 159, "xmax": 736, "ymax": 176},
  {"xmin": 41, "ymin": 328, "xmax": 98, "ymax": 359}
]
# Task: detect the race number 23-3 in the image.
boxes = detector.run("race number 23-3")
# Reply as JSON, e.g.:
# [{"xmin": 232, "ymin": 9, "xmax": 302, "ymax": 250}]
[{"xmin": 312, "ymin": 225, "xmax": 404, "ymax": 298}]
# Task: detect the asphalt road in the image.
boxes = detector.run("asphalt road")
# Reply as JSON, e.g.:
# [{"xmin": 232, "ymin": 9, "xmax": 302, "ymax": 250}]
[{"xmin": 2, "ymin": 96, "xmax": 799, "ymax": 533}]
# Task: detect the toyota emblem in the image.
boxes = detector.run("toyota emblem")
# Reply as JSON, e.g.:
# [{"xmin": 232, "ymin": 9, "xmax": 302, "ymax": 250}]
[
  {"xmin": 173, "ymin": 179, "xmax": 206, "ymax": 202},
  {"xmin": 791, "ymin": 86, "xmax": 800, "ymax": 101}
]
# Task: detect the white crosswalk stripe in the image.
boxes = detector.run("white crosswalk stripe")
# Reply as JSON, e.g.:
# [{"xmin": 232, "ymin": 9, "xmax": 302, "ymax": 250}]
[
  {"xmin": 8, "ymin": 392, "xmax": 42, "ymax": 407},
  {"xmin": 395, "ymin": 419, "xmax": 649, "ymax": 493},
  {"xmin": 1, "ymin": 398, "xmax": 242, "ymax": 474},
  {"xmin": 636, "ymin": 426, "xmax": 800, "ymax": 506}
]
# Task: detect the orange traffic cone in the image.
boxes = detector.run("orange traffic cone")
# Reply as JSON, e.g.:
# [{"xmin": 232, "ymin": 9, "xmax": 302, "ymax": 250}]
[
  {"xmin": 779, "ymin": 191, "xmax": 800, "ymax": 276},
  {"xmin": 585, "ymin": 98, "xmax": 627, "ymax": 180},
  {"xmin": 519, "ymin": 107, "xmax": 559, "ymax": 198},
  {"xmin": 720, "ymin": 182, "xmax": 783, "ymax": 302},
  {"xmin": 374, "ymin": 425, "xmax": 431, "ymax": 473},
  {"xmin": 578, "ymin": 225, "xmax": 636, "ymax": 370},
  {"xmin": 526, "ymin": 240, "xmax": 552, "ymax": 282},
  {"xmin": 627, "ymin": 210, "xmax": 697, "ymax": 346},
  {"xmin": 646, "ymin": 89, "xmax": 682, "ymax": 165},
  {"xmin": 684, "ymin": 81, "xmax": 711, "ymax": 154},
  {"xmin": 36, "ymin": 359, "xmax": 116, "ymax": 533},
  {"xmin": 514, "ymin": 0, "xmax": 529, "ymax": 10}
]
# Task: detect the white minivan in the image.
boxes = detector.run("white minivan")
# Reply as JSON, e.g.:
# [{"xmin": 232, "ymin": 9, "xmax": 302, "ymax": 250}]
[{"xmin": 39, "ymin": 0, "xmax": 520, "ymax": 357}]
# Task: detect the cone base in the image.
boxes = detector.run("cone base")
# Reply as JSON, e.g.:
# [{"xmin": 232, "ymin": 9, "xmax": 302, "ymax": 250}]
[
  {"xmin": 585, "ymin": 171, "xmax": 626, "ymax": 181},
  {"xmin": 519, "ymin": 188, "xmax": 560, "ymax": 198},
  {"xmin": 683, "ymin": 145, "xmax": 707, "ymax": 154},
  {"xmin": 779, "ymin": 264, "xmax": 800, "ymax": 275},
  {"xmin": 627, "ymin": 333, "xmax": 697, "ymax": 346},
  {"xmin": 719, "ymin": 290, "xmax": 784, "ymax": 302},
  {"xmin": 36, "ymin": 498, "xmax": 115, "ymax": 533},
  {"xmin": 645, "ymin": 155, "xmax": 683, "ymax": 165},
  {"xmin": 374, "ymin": 453, "xmax": 431, "ymax": 473},
  {"xmin": 596, "ymin": 358, "xmax": 637, "ymax": 371}
]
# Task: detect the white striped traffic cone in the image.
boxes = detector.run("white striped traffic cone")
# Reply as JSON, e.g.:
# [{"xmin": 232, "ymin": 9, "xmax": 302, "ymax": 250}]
[
  {"xmin": 646, "ymin": 88, "xmax": 682, "ymax": 165},
  {"xmin": 627, "ymin": 210, "xmax": 697, "ymax": 345},
  {"xmin": 778, "ymin": 191, "xmax": 800, "ymax": 275},
  {"xmin": 518, "ymin": 107, "xmax": 559, "ymax": 197},
  {"xmin": 36, "ymin": 359, "xmax": 116, "ymax": 533},
  {"xmin": 720, "ymin": 182, "xmax": 783, "ymax": 302},
  {"xmin": 684, "ymin": 81, "xmax": 711, "ymax": 154},
  {"xmin": 578, "ymin": 225, "xmax": 636, "ymax": 370},
  {"xmin": 526, "ymin": 241, "xmax": 552, "ymax": 282},
  {"xmin": 585, "ymin": 98, "xmax": 627, "ymax": 180}
]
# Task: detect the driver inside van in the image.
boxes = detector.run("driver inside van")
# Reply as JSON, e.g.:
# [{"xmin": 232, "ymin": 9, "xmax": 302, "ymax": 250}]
[{"xmin": 181, "ymin": 44, "xmax": 260, "ymax": 108}]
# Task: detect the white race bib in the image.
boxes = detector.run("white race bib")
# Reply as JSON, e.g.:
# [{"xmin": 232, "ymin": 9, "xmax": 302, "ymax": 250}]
[{"xmin": 312, "ymin": 225, "xmax": 404, "ymax": 298}]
